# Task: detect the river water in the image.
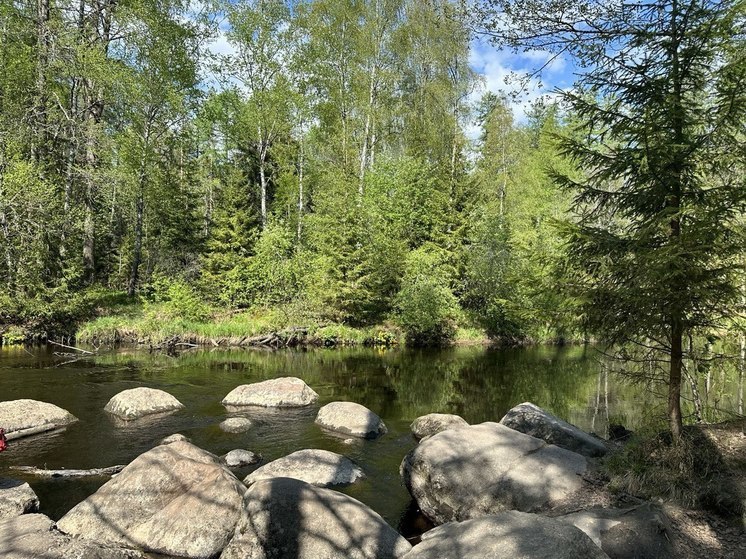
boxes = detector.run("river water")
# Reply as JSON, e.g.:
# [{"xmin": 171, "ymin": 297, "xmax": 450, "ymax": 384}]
[{"xmin": 0, "ymin": 343, "xmax": 741, "ymax": 535}]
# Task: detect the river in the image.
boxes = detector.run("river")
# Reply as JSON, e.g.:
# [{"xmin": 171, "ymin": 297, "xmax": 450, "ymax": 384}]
[{"xmin": 0, "ymin": 343, "xmax": 741, "ymax": 535}]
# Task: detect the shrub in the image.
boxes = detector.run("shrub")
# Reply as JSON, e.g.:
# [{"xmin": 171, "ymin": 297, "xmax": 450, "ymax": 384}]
[{"xmin": 395, "ymin": 246, "xmax": 459, "ymax": 346}]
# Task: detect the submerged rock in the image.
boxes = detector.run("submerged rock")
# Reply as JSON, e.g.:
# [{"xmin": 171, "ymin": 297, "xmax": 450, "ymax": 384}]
[
  {"xmin": 222, "ymin": 377, "xmax": 319, "ymax": 408},
  {"xmin": 315, "ymin": 401, "xmax": 387, "ymax": 439},
  {"xmin": 403, "ymin": 511, "xmax": 609, "ymax": 559},
  {"xmin": 0, "ymin": 513, "xmax": 147, "ymax": 559},
  {"xmin": 410, "ymin": 413, "xmax": 468, "ymax": 441},
  {"xmin": 220, "ymin": 417, "xmax": 253, "ymax": 433},
  {"xmin": 500, "ymin": 402, "xmax": 608, "ymax": 457},
  {"xmin": 0, "ymin": 478, "xmax": 39, "ymax": 520},
  {"xmin": 220, "ymin": 477, "xmax": 411, "ymax": 559},
  {"xmin": 0, "ymin": 399, "xmax": 77, "ymax": 440},
  {"xmin": 222, "ymin": 449, "xmax": 261, "ymax": 468},
  {"xmin": 401, "ymin": 422, "xmax": 588, "ymax": 524},
  {"xmin": 159, "ymin": 433, "xmax": 190, "ymax": 445},
  {"xmin": 56, "ymin": 440, "xmax": 245, "ymax": 559},
  {"xmin": 244, "ymin": 449, "xmax": 364, "ymax": 487},
  {"xmin": 104, "ymin": 387, "xmax": 185, "ymax": 421}
]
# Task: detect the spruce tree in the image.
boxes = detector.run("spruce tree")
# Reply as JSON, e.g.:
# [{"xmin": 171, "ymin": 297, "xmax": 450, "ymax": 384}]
[{"xmin": 476, "ymin": 0, "xmax": 746, "ymax": 438}]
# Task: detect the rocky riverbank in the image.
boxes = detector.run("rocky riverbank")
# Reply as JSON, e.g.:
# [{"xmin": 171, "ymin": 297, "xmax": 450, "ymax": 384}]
[{"xmin": 1, "ymin": 378, "xmax": 744, "ymax": 558}]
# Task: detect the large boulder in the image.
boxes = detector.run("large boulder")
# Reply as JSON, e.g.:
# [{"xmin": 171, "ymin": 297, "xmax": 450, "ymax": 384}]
[
  {"xmin": 220, "ymin": 477, "xmax": 411, "ymax": 559},
  {"xmin": 402, "ymin": 511, "xmax": 609, "ymax": 559},
  {"xmin": 0, "ymin": 399, "xmax": 77, "ymax": 440},
  {"xmin": 0, "ymin": 514, "xmax": 147, "ymax": 559},
  {"xmin": 104, "ymin": 387, "xmax": 185, "ymax": 421},
  {"xmin": 315, "ymin": 401, "xmax": 387, "ymax": 439},
  {"xmin": 244, "ymin": 449, "xmax": 364, "ymax": 488},
  {"xmin": 222, "ymin": 377, "xmax": 319, "ymax": 408},
  {"xmin": 560, "ymin": 504, "xmax": 676, "ymax": 559},
  {"xmin": 0, "ymin": 479, "xmax": 39, "ymax": 520},
  {"xmin": 410, "ymin": 413, "xmax": 468, "ymax": 441},
  {"xmin": 401, "ymin": 422, "xmax": 588, "ymax": 524},
  {"xmin": 500, "ymin": 402, "xmax": 608, "ymax": 457},
  {"xmin": 56, "ymin": 440, "xmax": 246, "ymax": 558}
]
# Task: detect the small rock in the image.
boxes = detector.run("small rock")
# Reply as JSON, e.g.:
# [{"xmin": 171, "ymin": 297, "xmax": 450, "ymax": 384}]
[
  {"xmin": 315, "ymin": 401, "xmax": 387, "ymax": 439},
  {"xmin": 403, "ymin": 511, "xmax": 609, "ymax": 559},
  {"xmin": 0, "ymin": 478, "xmax": 39, "ymax": 520},
  {"xmin": 244, "ymin": 449, "xmax": 364, "ymax": 487},
  {"xmin": 411, "ymin": 413, "xmax": 468, "ymax": 441},
  {"xmin": 222, "ymin": 377, "xmax": 319, "ymax": 408},
  {"xmin": 0, "ymin": 399, "xmax": 78, "ymax": 440},
  {"xmin": 220, "ymin": 417, "xmax": 253, "ymax": 433},
  {"xmin": 160, "ymin": 433, "xmax": 190, "ymax": 445},
  {"xmin": 222, "ymin": 449, "xmax": 261, "ymax": 468},
  {"xmin": 104, "ymin": 387, "xmax": 184, "ymax": 421},
  {"xmin": 220, "ymin": 477, "xmax": 411, "ymax": 559},
  {"xmin": 500, "ymin": 402, "xmax": 608, "ymax": 457}
]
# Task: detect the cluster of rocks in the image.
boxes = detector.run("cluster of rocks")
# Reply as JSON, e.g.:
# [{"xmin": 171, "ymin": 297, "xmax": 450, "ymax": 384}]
[{"xmin": 1, "ymin": 376, "xmax": 678, "ymax": 559}]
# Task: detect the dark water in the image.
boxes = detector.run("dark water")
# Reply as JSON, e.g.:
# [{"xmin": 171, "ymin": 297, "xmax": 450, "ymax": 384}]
[{"xmin": 0, "ymin": 343, "xmax": 741, "ymax": 533}]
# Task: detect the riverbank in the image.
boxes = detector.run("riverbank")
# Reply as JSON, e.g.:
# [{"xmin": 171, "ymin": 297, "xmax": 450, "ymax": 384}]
[{"xmin": 0, "ymin": 290, "xmax": 494, "ymax": 348}]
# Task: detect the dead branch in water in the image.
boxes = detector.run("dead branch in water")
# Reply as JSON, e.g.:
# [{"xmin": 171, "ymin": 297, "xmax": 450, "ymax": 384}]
[{"xmin": 11, "ymin": 464, "xmax": 125, "ymax": 478}]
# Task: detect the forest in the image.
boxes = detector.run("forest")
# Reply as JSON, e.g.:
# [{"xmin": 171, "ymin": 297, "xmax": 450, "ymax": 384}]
[
  {"xmin": 0, "ymin": 0, "xmax": 744, "ymax": 436},
  {"xmin": 0, "ymin": 0, "xmax": 579, "ymax": 345}
]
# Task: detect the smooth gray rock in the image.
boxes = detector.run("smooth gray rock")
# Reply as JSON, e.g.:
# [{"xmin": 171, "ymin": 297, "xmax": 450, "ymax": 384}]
[
  {"xmin": 220, "ymin": 417, "xmax": 254, "ymax": 433},
  {"xmin": 57, "ymin": 440, "xmax": 246, "ymax": 559},
  {"xmin": 560, "ymin": 504, "xmax": 676, "ymax": 559},
  {"xmin": 220, "ymin": 477, "xmax": 411, "ymax": 559},
  {"xmin": 223, "ymin": 449, "xmax": 261, "ymax": 468},
  {"xmin": 0, "ymin": 399, "xmax": 77, "ymax": 440},
  {"xmin": 0, "ymin": 479, "xmax": 39, "ymax": 520},
  {"xmin": 0, "ymin": 514, "xmax": 146, "ymax": 559},
  {"xmin": 411, "ymin": 413, "xmax": 468, "ymax": 441},
  {"xmin": 500, "ymin": 402, "xmax": 608, "ymax": 457},
  {"xmin": 401, "ymin": 422, "xmax": 588, "ymax": 524},
  {"xmin": 104, "ymin": 387, "xmax": 185, "ymax": 421},
  {"xmin": 315, "ymin": 401, "xmax": 387, "ymax": 439},
  {"xmin": 160, "ymin": 433, "xmax": 190, "ymax": 445},
  {"xmin": 403, "ymin": 511, "xmax": 609, "ymax": 559},
  {"xmin": 244, "ymin": 449, "xmax": 364, "ymax": 487},
  {"xmin": 222, "ymin": 377, "xmax": 319, "ymax": 408}
]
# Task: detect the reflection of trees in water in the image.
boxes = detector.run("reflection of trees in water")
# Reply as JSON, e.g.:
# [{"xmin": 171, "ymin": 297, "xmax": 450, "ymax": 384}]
[{"xmin": 85, "ymin": 344, "xmax": 744, "ymax": 432}]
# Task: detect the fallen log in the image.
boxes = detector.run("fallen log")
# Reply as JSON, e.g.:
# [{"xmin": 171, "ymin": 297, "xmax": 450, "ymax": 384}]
[{"xmin": 11, "ymin": 464, "xmax": 125, "ymax": 478}]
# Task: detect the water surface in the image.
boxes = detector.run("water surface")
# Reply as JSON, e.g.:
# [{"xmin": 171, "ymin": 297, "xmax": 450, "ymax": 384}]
[{"xmin": 0, "ymin": 344, "xmax": 740, "ymax": 533}]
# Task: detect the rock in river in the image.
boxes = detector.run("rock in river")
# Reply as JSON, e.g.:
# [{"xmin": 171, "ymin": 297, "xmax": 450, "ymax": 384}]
[
  {"xmin": 403, "ymin": 511, "xmax": 609, "ymax": 559},
  {"xmin": 0, "ymin": 478, "xmax": 39, "ymax": 520},
  {"xmin": 0, "ymin": 399, "xmax": 77, "ymax": 440},
  {"xmin": 500, "ymin": 402, "xmax": 608, "ymax": 457},
  {"xmin": 315, "ymin": 401, "xmax": 387, "ymax": 439},
  {"xmin": 222, "ymin": 377, "xmax": 319, "ymax": 408},
  {"xmin": 410, "ymin": 413, "xmax": 468, "ymax": 441},
  {"xmin": 104, "ymin": 387, "xmax": 185, "ymax": 421},
  {"xmin": 222, "ymin": 449, "xmax": 262, "ymax": 468},
  {"xmin": 401, "ymin": 422, "xmax": 588, "ymax": 525},
  {"xmin": 220, "ymin": 417, "xmax": 253, "ymax": 433},
  {"xmin": 220, "ymin": 477, "xmax": 411, "ymax": 559},
  {"xmin": 56, "ymin": 440, "xmax": 246, "ymax": 559},
  {"xmin": 0, "ymin": 513, "xmax": 147, "ymax": 559},
  {"xmin": 244, "ymin": 449, "xmax": 364, "ymax": 487}
]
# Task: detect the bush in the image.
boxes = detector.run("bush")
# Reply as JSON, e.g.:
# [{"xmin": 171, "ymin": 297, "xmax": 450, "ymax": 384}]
[
  {"xmin": 395, "ymin": 246, "xmax": 459, "ymax": 346},
  {"xmin": 149, "ymin": 277, "xmax": 212, "ymax": 322}
]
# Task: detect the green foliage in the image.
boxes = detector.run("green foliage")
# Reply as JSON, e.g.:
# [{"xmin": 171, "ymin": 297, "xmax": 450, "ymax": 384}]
[{"xmin": 396, "ymin": 245, "xmax": 460, "ymax": 346}]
